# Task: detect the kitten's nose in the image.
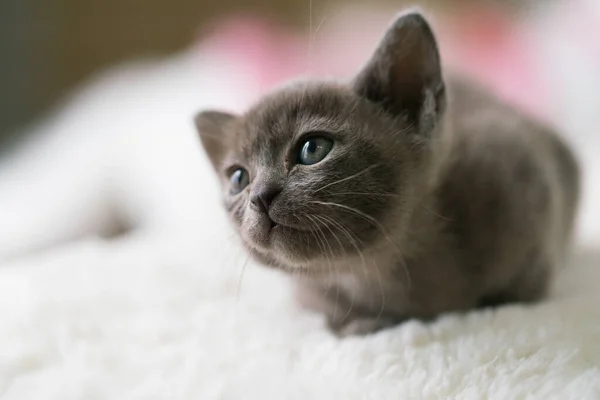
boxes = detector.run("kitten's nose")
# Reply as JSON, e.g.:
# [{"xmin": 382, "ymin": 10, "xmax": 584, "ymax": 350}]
[{"xmin": 250, "ymin": 185, "xmax": 281, "ymax": 214}]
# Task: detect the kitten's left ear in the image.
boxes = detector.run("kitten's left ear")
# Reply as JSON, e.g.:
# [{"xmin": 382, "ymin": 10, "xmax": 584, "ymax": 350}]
[
  {"xmin": 353, "ymin": 11, "xmax": 446, "ymax": 135},
  {"xmin": 194, "ymin": 110, "xmax": 237, "ymax": 169}
]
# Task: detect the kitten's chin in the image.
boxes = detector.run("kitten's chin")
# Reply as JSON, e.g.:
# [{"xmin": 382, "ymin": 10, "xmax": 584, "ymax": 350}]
[
  {"xmin": 242, "ymin": 222, "xmax": 321, "ymax": 269},
  {"xmin": 243, "ymin": 214, "xmax": 301, "ymax": 249},
  {"xmin": 245, "ymin": 224, "xmax": 303, "ymax": 255},
  {"xmin": 250, "ymin": 247, "xmax": 327, "ymax": 275}
]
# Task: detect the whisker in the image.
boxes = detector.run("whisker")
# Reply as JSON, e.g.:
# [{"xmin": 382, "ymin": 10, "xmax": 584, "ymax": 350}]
[
  {"xmin": 320, "ymin": 215, "xmax": 390, "ymax": 322},
  {"xmin": 313, "ymin": 14, "xmax": 328, "ymax": 46},
  {"xmin": 312, "ymin": 164, "xmax": 379, "ymax": 194},
  {"xmin": 312, "ymin": 215, "xmax": 335, "ymax": 264},
  {"xmin": 422, "ymin": 204, "xmax": 453, "ymax": 221},
  {"xmin": 305, "ymin": 214, "xmax": 333, "ymax": 294},
  {"xmin": 312, "ymin": 215, "xmax": 344, "ymax": 258},
  {"xmin": 372, "ymin": 260, "xmax": 386, "ymax": 321},
  {"xmin": 305, "ymin": 214, "xmax": 328, "ymax": 267},
  {"xmin": 236, "ymin": 250, "xmax": 252, "ymax": 302},
  {"xmin": 318, "ymin": 214, "xmax": 366, "ymax": 268},
  {"xmin": 329, "ymin": 191, "xmax": 401, "ymax": 198},
  {"xmin": 312, "ymin": 200, "xmax": 412, "ymax": 289},
  {"xmin": 307, "ymin": 0, "xmax": 313, "ymax": 70},
  {"xmin": 306, "ymin": 213, "xmax": 340, "ymax": 320},
  {"xmin": 307, "ymin": 1, "xmax": 331, "ymax": 65},
  {"xmin": 315, "ymin": 214, "xmax": 369, "ymax": 323},
  {"xmin": 311, "ymin": 200, "xmax": 383, "ymax": 228},
  {"xmin": 329, "ymin": 193, "xmax": 453, "ymax": 222},
  {"xmin": 312, "ymin": 214, "xmax": 350, "ymax": 285},
  {"xmin": 219, "ymin": 228, "xmax": 250, "ymax": 295},
  {"xmin": 295, "ymin": 228, "xmax": 310, "ymax": 282}
]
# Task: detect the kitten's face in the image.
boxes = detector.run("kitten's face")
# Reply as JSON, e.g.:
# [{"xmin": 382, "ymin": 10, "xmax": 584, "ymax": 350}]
[{"xmin": 196, "ymin": 11, "xmax": 446, "ymax": 271}]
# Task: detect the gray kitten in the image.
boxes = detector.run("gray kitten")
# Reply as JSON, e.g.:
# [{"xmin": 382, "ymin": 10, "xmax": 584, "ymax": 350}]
[{"xmin": 194, "ymin": 11, "xmax": 580, "ymax": 336}]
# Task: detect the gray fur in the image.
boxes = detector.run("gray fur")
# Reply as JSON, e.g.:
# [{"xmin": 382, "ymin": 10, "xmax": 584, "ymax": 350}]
[{"xmin": 195, "ymin": 11, "xmax": 580, "ymax": 336}]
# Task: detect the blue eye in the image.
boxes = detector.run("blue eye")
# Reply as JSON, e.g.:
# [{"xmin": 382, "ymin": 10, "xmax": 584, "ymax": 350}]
[
  {"xmin": 298, "ymin": 137, "xmax": 334, "ymax": 165},
  {"xmin": 229, "ymin": 168, "xmax": 250, "ymax": 194}
]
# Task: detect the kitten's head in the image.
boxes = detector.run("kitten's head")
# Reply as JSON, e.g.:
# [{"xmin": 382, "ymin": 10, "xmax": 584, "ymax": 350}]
[{"xmin": 195, "ymin": 11, "xmax": 446, "ymax": 271}]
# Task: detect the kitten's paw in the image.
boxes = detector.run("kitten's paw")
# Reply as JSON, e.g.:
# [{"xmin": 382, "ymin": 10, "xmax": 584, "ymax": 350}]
[{"xmin": 329, "ymin": 316, "xmax": 400, "ymax": 337}]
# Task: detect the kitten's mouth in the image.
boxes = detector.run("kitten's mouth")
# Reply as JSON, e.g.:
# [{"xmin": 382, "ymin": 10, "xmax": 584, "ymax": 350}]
[
  {"xmin": 267, "ymin": 214, "xmax": 288, "ymax": 233},
  {"xmin": 263, "ymin": 217, "xmax": 310, "ymax": 244},
  {"xmin": 268, "ymin": 220, "xmax": 291, "ymax": 236},
  {"xmin": 269, "ymin": 219, "xmax": 278, "ymax": 231},
  {"xmin": 248, "ymin": 214, "xmax": 312, "ymax": 252},
  {"xmin": 268, "ymin": 215, "xmax": 308, "ymax": 234}
]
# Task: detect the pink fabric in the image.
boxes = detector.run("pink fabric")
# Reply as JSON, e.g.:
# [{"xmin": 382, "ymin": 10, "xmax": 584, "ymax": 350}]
[
  {"xmin": 557, "ymin": 1, "xmax": 600, "ymax": 67},
  {"xmin": 438, "ymin": 4, "xmax": 546, "ymax": 118},
  {"xmin": 195, "ymin": 6, "xmax": 548, "ymax": 118},
  {"xmin": 198, "ymin": 16, "xmax": 306, "ymax": 88}
]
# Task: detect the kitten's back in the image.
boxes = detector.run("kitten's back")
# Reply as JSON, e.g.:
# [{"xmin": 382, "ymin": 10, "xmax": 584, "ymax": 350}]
[{"xmin": 440, "ymin": 78, "xmax": 580, "ymax": 293}]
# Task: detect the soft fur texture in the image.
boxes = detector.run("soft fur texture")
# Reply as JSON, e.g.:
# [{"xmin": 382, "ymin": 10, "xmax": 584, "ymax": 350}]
[
  {"xmin": 195, "ymin": 12, "xmax": 580, "ymax": 335},
  {"xmin": 0, "ymin": 228, "xmax": 599, "ymax": 399}
]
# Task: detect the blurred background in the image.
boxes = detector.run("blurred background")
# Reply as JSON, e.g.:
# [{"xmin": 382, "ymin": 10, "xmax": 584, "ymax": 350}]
[
  {"xmin": 0, "ymin": 0, "xmax": 561, "ymax": 144},
  {"xmin": 0, "ymin": 0, "xmax": 599, "ymax": 261}
]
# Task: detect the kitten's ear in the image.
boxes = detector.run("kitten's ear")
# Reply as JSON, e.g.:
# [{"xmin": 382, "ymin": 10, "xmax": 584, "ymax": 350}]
[
  {"xmin": 194, "ymin": 110, "xmax": 237, "ymax": 168},
  {"xmin": 353, "ymin": 11, "xmax": 445, "ymax": 134}
]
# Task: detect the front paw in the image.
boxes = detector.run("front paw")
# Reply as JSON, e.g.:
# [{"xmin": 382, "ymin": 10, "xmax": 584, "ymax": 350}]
[{"xmin": 328, "ymin": 316, "xmax": 400, "ymax": 337}]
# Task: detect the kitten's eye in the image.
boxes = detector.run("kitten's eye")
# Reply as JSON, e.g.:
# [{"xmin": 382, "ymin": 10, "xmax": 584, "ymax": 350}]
[
  {"xmin": 298, "ymin": 137, "xmax": 334, "ymax": 165},
  {"xmin": 229, "ymin": 168, "xmax": 250, "ymax": 194}
]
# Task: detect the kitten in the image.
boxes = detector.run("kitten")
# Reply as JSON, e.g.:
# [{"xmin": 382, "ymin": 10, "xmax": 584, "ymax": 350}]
[{"xmin": 195, "ymin": 11, "xmax": 580, "ymax": 336}]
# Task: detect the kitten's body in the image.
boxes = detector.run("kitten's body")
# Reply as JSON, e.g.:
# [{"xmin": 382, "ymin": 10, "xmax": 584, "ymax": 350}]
[
  {"xmin": 196, "ymin": 12, "xmax": 579, "ymax": 335},
  {"xmin": 297, "ymin": 78, "xmax": 579, "ymax": 334}
]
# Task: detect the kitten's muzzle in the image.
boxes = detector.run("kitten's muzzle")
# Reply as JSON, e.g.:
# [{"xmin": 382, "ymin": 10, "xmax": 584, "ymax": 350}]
[{"xmin": 249, "ymin": 184, "xmax": 312, "ymax": 233}]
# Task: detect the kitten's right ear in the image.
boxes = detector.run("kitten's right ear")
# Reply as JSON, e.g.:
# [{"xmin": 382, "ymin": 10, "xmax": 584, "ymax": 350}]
[{"xmin": 194, "ymin": 110, "xmax": 237, "ymax": 169}]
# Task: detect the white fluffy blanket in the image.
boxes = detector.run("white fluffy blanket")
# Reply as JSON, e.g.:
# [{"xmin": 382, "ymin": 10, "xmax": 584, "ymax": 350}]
[
  {"xmin": 0, "ymin": 234, "xmax": 599, "ymax": 399},
  {"xmin": 1, "ymin": 6, "xmax": 600, "ymax": 398}
]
